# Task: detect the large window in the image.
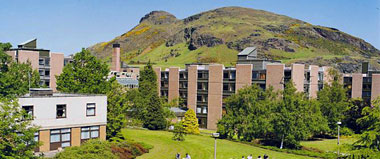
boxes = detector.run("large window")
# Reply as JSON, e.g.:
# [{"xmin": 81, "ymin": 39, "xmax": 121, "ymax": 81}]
[
  {"xmin": 86, "ymin": 103, "xmax": 96, "ymax": 116},
  {"xmin": 50, "ymin": 128, "xmax": 71, "ymax": 150},
  {"xmin": 56, "ymin": 104, "xmax": 66, "ymax": 118},
  {"xmin": 22, "ymin": 105, "xmax": 33, "ymax": 119},
  {"xmin": 81, "ymin": 126, "xmax": 100, "ymax": 143}
]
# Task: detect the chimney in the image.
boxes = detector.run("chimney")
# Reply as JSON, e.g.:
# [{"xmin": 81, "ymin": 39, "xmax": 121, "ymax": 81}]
[{"xmin": 112, "ymin": 43, "xmax": 121, "ymax": 72}]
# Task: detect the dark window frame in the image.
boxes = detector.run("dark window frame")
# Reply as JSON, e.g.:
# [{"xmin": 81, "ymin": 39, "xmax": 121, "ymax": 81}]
[
  {"xmin": 22, "ymin": 105, "xmax": 34, "ymax": 120},
  {"xmin": 56, "ymin": 104, "xmax": 67, "ymax": 119},
  {"xmin": 80, "ymin": 126, "xmax": 100, "ymax": 143},
  {"xmin": 86, "ymin": 103, "xmax": 96, "ymax": 117}
]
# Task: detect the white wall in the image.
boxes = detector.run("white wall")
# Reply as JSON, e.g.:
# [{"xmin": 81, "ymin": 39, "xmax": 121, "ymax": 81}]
[{"xmin": 18, "ymin": 95, "xmax": 107, "ymax": 130}]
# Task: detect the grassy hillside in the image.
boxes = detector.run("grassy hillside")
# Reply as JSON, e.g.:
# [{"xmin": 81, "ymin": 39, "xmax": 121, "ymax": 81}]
[
  {"xmin": 89, "ymin": 7, "xmax": 380, "ymax": 71},
  {"xmin": 122, "ymin": 128, "xmax": 316, "ymax": 159}
]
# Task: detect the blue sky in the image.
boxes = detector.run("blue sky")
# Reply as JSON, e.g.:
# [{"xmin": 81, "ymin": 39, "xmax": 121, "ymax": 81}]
[{"xmin": 0, "ymin": 0, "xmax": 379, "ymax": 55}]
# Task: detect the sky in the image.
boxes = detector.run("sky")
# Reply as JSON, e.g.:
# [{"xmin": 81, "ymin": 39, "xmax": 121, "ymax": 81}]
[{"xmin": 0, "ymin": 0, "xmax": 379, "ymax": 55}]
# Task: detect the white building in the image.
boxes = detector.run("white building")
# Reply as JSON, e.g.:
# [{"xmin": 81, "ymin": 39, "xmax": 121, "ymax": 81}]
[{"xmin": 18, "ymin": 88, "xmax": 107, "ymax": 152}]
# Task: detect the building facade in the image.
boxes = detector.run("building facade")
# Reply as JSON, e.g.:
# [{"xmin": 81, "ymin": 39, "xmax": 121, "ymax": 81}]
[
  {"xmin": 154, "ymin": 48, "xmax": 380, "ymax": 130},
  {"xmin": 18, "ymin": 88, "xmax": 107, "ymax": 152},
  {"xmin": 6, "ymin": 39, "xmax": 66, "ymax": 91}
]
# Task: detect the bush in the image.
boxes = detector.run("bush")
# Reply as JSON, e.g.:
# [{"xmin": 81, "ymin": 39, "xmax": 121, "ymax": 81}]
[
  {"xmin": 340, "ymin": 127, "xmax": 354, "ymax": 136},
  {"xmin": 172, "ymin": 122, "xmax": 186, "ymax": 141},
  {"xmin": 54, "ymin": 139, "xmax": 151, "ymax": 159}
]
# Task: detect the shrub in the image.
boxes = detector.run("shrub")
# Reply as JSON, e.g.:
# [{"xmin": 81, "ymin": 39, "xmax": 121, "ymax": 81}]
[{"xmin": 172, "ymin": 122, "xmax": 186, "ymax": 141}]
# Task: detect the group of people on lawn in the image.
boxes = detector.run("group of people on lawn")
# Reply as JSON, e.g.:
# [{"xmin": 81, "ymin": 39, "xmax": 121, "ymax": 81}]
[
  {"xmin": 175, "ymin": 153, "xmax": 191, "ymax": 159},
  {"xmin": 243, "ymin": 154, "xmax": 269, "ymax": 159},
  {"xmin": 175, "ymin": 153, "xmax": 269, "ymax": 159}
]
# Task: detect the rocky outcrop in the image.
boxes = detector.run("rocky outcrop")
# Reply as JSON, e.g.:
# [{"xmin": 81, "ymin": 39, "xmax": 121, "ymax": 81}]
[
  {"xmin": 88, "ymin": 7, "xmax": 380, "ymax": 71},
  {"xmin": 139, "ymin": 11, "xmax": 178, "ymax": 25}
]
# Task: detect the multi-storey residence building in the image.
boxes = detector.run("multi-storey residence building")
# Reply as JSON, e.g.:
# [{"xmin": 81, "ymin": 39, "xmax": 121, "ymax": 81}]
[
  {"xmin": 154, "ymin": 47, "xmax": 380, "ymax": 130},
  {"xmin": 6, "ymin": 39, "xmax": 66, "ymax": 91},
  {"xmin": 18, "ymin": 88, "xmax": 107, "ymax": 152}
]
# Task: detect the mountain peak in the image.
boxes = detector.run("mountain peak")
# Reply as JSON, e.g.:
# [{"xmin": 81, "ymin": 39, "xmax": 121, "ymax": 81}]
[{"xmin": 139, "ymin": 11, "xmax": 177, "ymax": 25}]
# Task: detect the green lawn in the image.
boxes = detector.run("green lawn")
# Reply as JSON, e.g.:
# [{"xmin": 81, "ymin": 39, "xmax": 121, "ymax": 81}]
[
  {"xmin": 121, "ymin": 128, "xmax": 316, "ymax": 159},
  {"xmin": 300, "ymin": 136, "xmax": 357, "ymax": 153}
]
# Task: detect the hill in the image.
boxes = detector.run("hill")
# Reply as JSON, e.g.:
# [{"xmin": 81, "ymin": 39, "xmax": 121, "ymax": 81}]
[{"xmin": 88, "ymin": 7, "xmax": 380, "ymax": 72}]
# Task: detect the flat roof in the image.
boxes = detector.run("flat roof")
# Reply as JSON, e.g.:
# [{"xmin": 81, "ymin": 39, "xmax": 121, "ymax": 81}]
[{"xmin": 20, "ymin": 93, "xmax": 106, "ymax": 98}]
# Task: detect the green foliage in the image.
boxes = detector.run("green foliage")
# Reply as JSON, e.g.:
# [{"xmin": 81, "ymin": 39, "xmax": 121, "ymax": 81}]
[
  {"xmin": 56, "ymin": 48, "xmax": 111, "ymax": 94},
  {"xmin": 54, "ymin": 138, "xmax": 151, "ymax": 159},
  {"xmin": 217, "ymin": 85, "xmax": 277, "ymax": 141},
  {"xmin": 136, "ymin": 62, "xmax": 167, "ymax": 130},
  {"xmin": 0, "ymin": 43, "xmax": 40, "ymax": 98},
  {"xmin": 182, "ymin": 109, "xmax": 199, "ymax": 134},
  {"xmin": 172, "ymin": 122, "xmax": 186, "ymax": 141},
  {"xmin": 106, "ymin": 81, "xmax": 129, "ymax": 139},
  {"xmin": 353, "ymin": 98, "xmax": 380, "ymax": 151},
  {"xmin": 0, "ymin": 98, "xmax": 39, "ymax": 159},
  {"xmin": 54, "ymin": 140, "xmax": 118, "ymax": 159},
  {"xmin": 344, "ymin": 98, "xmax": 369, "ymax": 133},
  {"xmin": 272, "ymin": 81, "xmax": 328, "ymax": 149},
  {"xmin": 218, "ymin": 82, "xmax": 328, "ymax": 149},
  {"xmin": 317, "ymin": 68, "xmax": 350, "ymax": 135}
]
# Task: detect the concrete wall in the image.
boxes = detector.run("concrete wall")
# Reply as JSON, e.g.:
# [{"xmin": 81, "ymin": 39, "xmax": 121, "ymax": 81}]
[
  {"xmin": 50, "ymin": 53, "xmax": 64, "ymax": 92},
  {"xmin": 207, "ymin": 64, "xmax": 223, "ymax": 130},
  {"xmin": 323, "ymin": 66, "xmax": 332, "ymax": 85},
  {"xmin": 71, "ymin": 127, "xmax": 81, "ymax": 147},
  {"xmin": 235, "ymin": 64, "xmax": 252, "ymax": 91},
  {"xmin": 39, "ymin": 130, "xmax": 50, "ymax": 152},
  {"xmin": 6, "ymin": 51, "xmax": 16, "ymax": 60},
  {"xmin": 187, "ymin": 65, "xmax": 198, "ymax": 112},
  {"xmin": 310, "ymin": 65, "xmax": 319, "ymax": 98},
  {"xmin": 100, "ymin": 125, "xmax": 106, "ymax": 140},
  {"xmin": 18, "ymin": 95, "xmax": 107, "ymax": 130},
  {"xmin": 154, "ymin": 67, "xmax": 161, "ymax": 96},
  {"xmin": 266, "ymin": 64, "xmax": 284, "ymax": 91},
  {"xmin": 168, "ymin": 67, "xmax": 179, "ymax": 101},
  {"xmin": 18, "ymin": 50, "xmax": 39, "ymax": 70},
  {"xmin": 351, "ymin": 73, "xmax": 363, "ymax": 98},
  {"xmin": 372, "ymin": 74, "xmax": 380, "ymax": 101},
  {"xmin": 291, "ymin": 64, "xmax": 305, "ymax": 92}
]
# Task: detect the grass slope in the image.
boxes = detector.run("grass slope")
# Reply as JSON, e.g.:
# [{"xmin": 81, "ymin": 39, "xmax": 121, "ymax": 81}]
[
  {"xmin": 300, "ymin": 137, "xmax": 357, "ymax": 154},
  {"xmin": 122, "ymin": 128, "xmax": 316, "ymax": 159}
]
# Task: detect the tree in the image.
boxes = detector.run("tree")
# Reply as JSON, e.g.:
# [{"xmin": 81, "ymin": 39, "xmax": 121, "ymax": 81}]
[
  {"xmin": 344, "ymin": 98, "xmax": 368, "ymax": 133},
  {"xmin": 272, "ymin": 81, "xmax": 328, "ymax": 149},
  {"xmin": 0, "ymin": 43, "xmax": 40, "ymax": 98},
  {"xmin": 347, "ymin": 97, "xmax": 380, "ymax": 157},
  {"xmin": 137, "ymin": 62, "xmax": 167, "ymax": 130},
  {"xmin": 317, "ymin": 68, "xmax": 350, "ymax": 134},
  {"xmin": 0, "ymin": 98, "xmax": 39, "ymax": 159},
  {"xmin": 106, "ymin": 81, "xmax": 129, "ymax": 139},
  {"xmin": 172, "ymin": 122, "xmax": 186, "ymax": 141},
  {"xmin": 217, "ymin": 85, "xmax": 277, "ymax": 141},
  {"xmin": 56, "ymin": 48, "xmax": 111, "ymax": 94},
  {"xmin": 182, "ymin": 109, "xmax": 199, "ymax": 134}
]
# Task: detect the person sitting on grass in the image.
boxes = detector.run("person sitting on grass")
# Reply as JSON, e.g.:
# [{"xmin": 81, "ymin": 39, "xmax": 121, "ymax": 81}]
[
  {"xmin": 247, "ymin": 154, "xmax": 253, "ymax": 159},
  {"xmin": 185, "ymin": 153, "xmax": 191, "ymax": 159},
  {"xmin": 257, "ymin": 155, "xmax": 262, "ymax": 159},
  {"xmin": 242, "ymin": 156, "xmax": 245, "ymax": 159},
  {"xmin": 176, "ymin": 152, "xmax": 180, "ymax": 159}
]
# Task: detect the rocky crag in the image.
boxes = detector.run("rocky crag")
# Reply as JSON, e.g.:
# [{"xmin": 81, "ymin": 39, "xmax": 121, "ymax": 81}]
[{"xmin": 88, "ymin": 7, "xmax": 380, "ymax": 72}]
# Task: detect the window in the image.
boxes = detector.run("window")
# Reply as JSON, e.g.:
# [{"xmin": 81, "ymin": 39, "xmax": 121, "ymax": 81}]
[
  {"xmin": 86, "ymin": 103, "xmax": 96, "ymax": 116},
  {"xmin": 50, "ymin": 128, "xmax": 71, "ymax": 150},
  {"xmin": 259, "ymin": 73, "xmax": 266, "ymax": 80},
  {"xmin": 56, "ymin": 104, "xmax": 66, "ymax": 118},
  {"xmin": 22, "ymin": 105, "xmax": 34, "ymax": 119},
  {"xmin": 81, "ymin": 126, "xmax": 100, "ymax": 143},
  {"xmin": 39, "ymin": 58, "xmax": 44, "ymax": 65},
  {"xmin": 39, "ymin": 69, "xmax": 44, "ymax": 76},
  {"xmin": 45, "ymin": 70, "xmax": 50, "ymax": 76},
  {"xmin": 196, "ymin": 107, "xmax": 202, "ymax": 114},
  {"xmin": 252, "ymin": 72, "xmax": 258, "ymax": 79},
  {"xmin": 202, "ymin": 107, "xmax": 207, "ymax": 114}
]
